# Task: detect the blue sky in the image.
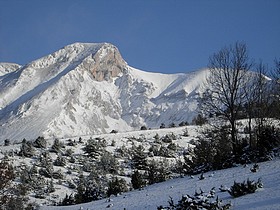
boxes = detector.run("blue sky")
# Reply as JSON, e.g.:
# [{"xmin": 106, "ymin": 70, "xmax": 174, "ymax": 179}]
[{"xmin": 0, "ymin": 0, "xmax": 279, "ymax": 73}]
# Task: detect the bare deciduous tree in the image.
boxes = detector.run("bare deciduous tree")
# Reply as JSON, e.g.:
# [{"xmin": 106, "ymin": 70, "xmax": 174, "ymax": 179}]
[
  {"xmin": 203, "ymin": 42, "xmax": 253, "ymax": 155},
  {"xmin": 244, "ymin": 61, "xmax": 270, "ymax": 147},
  {"xmin": 270, "ymin": 58, "xmax": 280, "ymax": 118}
]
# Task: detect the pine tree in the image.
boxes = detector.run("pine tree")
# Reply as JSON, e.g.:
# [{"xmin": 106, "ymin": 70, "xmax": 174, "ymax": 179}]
[
  {"xmin": 47, "ymin": 179, "xmax": 55, "ymax": 193},
  {"xmin": 147, "ymin": 159, "xmax": 171, "ymax": 184},
  {"xmin": 107, "ymin": 177, "xmax": 128, "ymax": 197},
  {"xmin": 74, "ymin": 174, "xmax": 87, "ymax": 204},
  {"xmin": 33, "ymin": 136, "xmax": 47, "ymax": 148},
  {"xmin": 51, "ymin": 139, "xmax": 64, "ymax": 153},
  {"xmin": 97, "ymin": 151, "xmax": 119, "ymax": 174},
  {"xmin": 53, "ymin": 153, "xmax": 67, "ymax": 166},
  {"xmin": 83, "ymin": 138, "xmax": 105, "ymax": 159},
  {"xmin": 0, "ymin": 161, "xmax": 23, "ymax": 209},
  {"xmin": 59, "ymin": 194, "xmax": 75, "ymax": 206},
  {"xmin": 132, "ymin": 145, "xmax": 147, "ymax": 170},
  {"xmin": 18, "ymin": 139, "xmax": 35, "ymax": 157},
  {"xmin": 4, "ymin": 139, "xmax": 10, "ymax": 146},
  {"xmin": 131, "ymin": 170, "xmax": 146, "ymax": 189}
]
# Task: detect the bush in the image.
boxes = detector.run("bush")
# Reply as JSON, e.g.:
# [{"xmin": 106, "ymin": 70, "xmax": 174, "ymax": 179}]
[
  {"xmin": 179, "ymin": 121, "xmax": 189, "ymax": 126},
  {"xmin": 228, "ymin": 178, "xmax": 263, "ymax": 197},
  {"xmin": 158, "ymin": 189, "xmax": 231, "ymax": 210},
  {"xmin": 169, "ymin": 122, "xmax": 176, "ymax": 128},
  {"xmin": 0, "ymin": 161, "xmax": 26, "ymax": 209},
  {"xmin": 110, "ymin": 130, "xmax": 118, "ymax": 134},
  {"xmin": 4, "ymin": 139, "xmax": 10, "ymax": 146},
  {"xmin": 182, "ymin": 128, "xmax": 189, "ymax": 137},
  {"xmin": 52, "ymin": 170, "xmax": 64, "ymax": 179},
  {"xmin": 140, "ymin": 125, "xmax": 147, "ymax": 130},
  {"xmin": 4, "ymin": 195, "xmax": 25, "ymax": 210},
  {"xmin": 238, "ymin": 125, "xmax": 280, "ymax": 163}
]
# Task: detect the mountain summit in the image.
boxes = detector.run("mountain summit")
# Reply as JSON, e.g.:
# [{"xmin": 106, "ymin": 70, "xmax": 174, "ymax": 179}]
[{"xmin": 0, "ymin": 42, "xmax": 207, "ymax": 142}]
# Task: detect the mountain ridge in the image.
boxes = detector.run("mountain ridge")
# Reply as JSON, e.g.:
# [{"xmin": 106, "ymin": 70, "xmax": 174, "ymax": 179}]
[{"xmin": 0, "ymin": 42, "xmax": 207, "ymax": 142}]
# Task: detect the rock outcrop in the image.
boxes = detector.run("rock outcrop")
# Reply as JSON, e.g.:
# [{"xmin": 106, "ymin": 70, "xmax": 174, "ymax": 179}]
[{"xmin": 83, "ymin": 44, "xmax": 126, "ymax": 81}]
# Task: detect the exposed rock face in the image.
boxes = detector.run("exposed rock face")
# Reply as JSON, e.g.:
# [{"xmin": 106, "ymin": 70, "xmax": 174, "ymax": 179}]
[{"xmin": 83, "ymin": 44, "xmax": 126, "ymax": 81}]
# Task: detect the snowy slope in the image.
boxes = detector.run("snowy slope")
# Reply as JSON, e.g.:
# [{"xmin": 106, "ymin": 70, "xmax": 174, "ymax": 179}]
[
  {"xmin": 41, "ymin": 158, "xmax": 280, "ymax": 210},
  {"xmin": 2, "ymin": 122, "xmax": 279, "ymax": 210},
  {"xmin": 0, "ymin": 42, "xmax": 209, "ymax": 143},
  {"xmin": 0, "ymin": 62, "xmax": 21, "ymax": 76}
]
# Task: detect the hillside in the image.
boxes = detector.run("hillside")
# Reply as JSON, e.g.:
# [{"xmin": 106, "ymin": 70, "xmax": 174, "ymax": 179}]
[
  {"xmin": 0, "ymin": 42, "xmax": 208, "ymax": 143},
  {"xmin": 0, "ymin": 124, "xmax": 279, "ymax": 210},
  {"xmin": 42, "ymin": 158, "xmax": 280, "ymax": 210},
  {"xmin": 0, "ymin": 125, "xmax": 197, "ymax": 207}
]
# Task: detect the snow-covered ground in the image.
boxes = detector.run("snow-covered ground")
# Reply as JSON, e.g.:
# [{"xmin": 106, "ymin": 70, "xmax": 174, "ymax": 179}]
[
  {"xmin": 41, "ymin": 158, "xmax": 280, "ymax": 210},
  {"xmin": 1, "ymin": 120, "xmax": 279, "ymax": 210}
]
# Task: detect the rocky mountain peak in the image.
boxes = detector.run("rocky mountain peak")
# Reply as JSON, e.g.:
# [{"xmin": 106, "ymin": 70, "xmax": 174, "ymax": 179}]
[{"xmin": 81, "ymin": 43, "xmax": 127, "ymax": 81}]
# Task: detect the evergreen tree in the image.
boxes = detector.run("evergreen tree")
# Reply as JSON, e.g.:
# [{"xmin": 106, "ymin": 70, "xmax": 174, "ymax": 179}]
[
  {"xmin": 74, "ymin": 174, "xmax": 87, "ymax": 204},
  {"xmin": 19, "ymin": 139, "xmax": 35, "ymax": 157},
  {"xmin": 191, "ymin": 114, "xmax": 207, "ymax": 126},
  {"xmin": 33, "ymin": 136, "xmax": 47, "ymax": 148},
  {"xmin": 147, "ymin": 159, "xmax": 171, "ymax": 184},
  {"xmin": 0, "ymin": 161, "xmax": 15, "ymax": 190},
  {"xmin": 107, "ymin": 177, "xmax": 128, "ymax": 197},
  {"xmin": 83, "ymin": 138, "xmax": 105, "ymax": 159},
  {"xmin": 184, "ymin": 126, "xmax": 233, "ymax": 174},
  {"xmin": 51, "ymin": 138, "xmax": 64, "ymax": 153},
  {"xmin": 74, "ymin": 171, "xmax": 107, "ymax": 204},
  {"xmin": 97, "ymin": 151, "xmax": 119, "ymax": 174},
  {"xmin": 47, "ymin": 179, "xmax": 55, "ymax": 193},
  {"xmin": 4, "ymin": 139, "xmax": 10, "ymax": 146},
  {"xmin": 53, "ymin": 153, "xmax": 67, "ymax": 166},
  {"xmin": 132, "ymin": 145, "xmax": 147, "ymax": 170},
  {"xmin": 39, "ymin": 154, "xmax": 54, "ymax": 178},
  {"xmin": 0, "ymin": 161, "xmax": 16, "ymax": 208},
  {"xmin": 131, "ymin": 170, "xmax": 146, "ymax": 189},
  {"xmin": 59, "ymin": 194, "xmax": 75, "ymax": 206},
  {"xmin": 39, "ymin": 151, "xmax": 52, "ymax": 168}
]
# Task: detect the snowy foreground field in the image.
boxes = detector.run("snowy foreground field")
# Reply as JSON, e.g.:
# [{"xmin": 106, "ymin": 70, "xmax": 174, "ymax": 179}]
[{"xmin": 42, "ymin": 158, "xmax": 280, "ymax": 210}]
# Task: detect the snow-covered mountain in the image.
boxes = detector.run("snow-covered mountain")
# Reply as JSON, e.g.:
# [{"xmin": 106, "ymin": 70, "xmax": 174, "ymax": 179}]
[
  {"xmin": 0, "ymin": 62, "xmax": 21, "ymax": 76},
  {"xmin": 0, "ymin": 42, "xmax": 209, "ymax": 142}
]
